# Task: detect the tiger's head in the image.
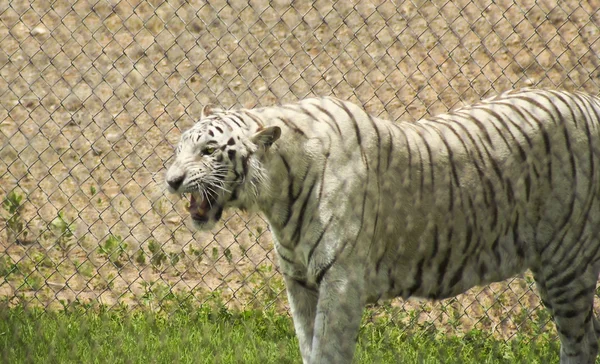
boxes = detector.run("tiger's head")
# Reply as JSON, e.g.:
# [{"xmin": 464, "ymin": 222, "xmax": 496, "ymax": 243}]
[{"xmin": 165, "ymin": 105, "xmax": 281, "ymax": 229}]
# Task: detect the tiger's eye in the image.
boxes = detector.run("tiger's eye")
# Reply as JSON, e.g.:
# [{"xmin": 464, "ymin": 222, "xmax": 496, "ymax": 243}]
[{"xmin": 203, "ymin": 147, "xmax": 215, "ymax": 155}]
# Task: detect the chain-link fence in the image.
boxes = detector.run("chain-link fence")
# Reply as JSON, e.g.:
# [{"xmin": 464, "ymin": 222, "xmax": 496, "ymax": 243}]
[{"xmin": 1, "ymin": 0, "xmax": 600, "ymax": 342}]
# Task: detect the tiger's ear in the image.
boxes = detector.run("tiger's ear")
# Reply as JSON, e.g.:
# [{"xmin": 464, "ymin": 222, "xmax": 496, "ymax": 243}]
[
  {"xmin": 201, "ymin": 104, "xmax": 223, "ymax": 119},
  {"xmin": 251, "ymin": 126, "xmax": 281, "ymax": 148}
]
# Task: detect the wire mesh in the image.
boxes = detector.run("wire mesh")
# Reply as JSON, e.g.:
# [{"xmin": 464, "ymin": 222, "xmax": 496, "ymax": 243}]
[{"xmin": 1, "ymin": 0, "xmax": 600, "ymax": 343}]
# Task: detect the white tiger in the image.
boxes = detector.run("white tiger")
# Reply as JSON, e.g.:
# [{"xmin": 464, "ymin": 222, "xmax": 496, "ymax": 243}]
[{"xmin": 166, "ymin": 89, "xmax": 600, "ymax": 364}]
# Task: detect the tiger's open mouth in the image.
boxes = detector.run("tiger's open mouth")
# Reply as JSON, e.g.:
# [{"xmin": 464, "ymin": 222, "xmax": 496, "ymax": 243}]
[
  {"xmin": 186, "ymin": 191, "xmax": 225, "ymax": 228},
  {"xmin": 188, "ymin": 192, "xmax": 216, "ymax": 223}
]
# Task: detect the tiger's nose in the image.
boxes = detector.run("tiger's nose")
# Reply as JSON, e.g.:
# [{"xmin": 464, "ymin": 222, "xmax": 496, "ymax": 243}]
[{"xmin": 167, "ymin": 174, "xmax": 185, "ymax": 191}]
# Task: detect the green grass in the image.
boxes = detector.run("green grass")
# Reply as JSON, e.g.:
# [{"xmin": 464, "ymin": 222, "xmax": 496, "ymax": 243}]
[{"xmin": 0, "ymin": 304, "xmax": 562, "ymax": 364}]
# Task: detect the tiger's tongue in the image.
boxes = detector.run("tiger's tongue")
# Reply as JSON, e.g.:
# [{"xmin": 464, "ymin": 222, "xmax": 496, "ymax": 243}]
[{"xmin": 189, "ymin": 194, "xmax": 209, "ymax": 213}]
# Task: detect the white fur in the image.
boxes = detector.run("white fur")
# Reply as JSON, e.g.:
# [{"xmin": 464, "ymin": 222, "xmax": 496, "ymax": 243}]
[{"xmin": 168, "ymin": 89, "xmax": 600, "ymax": 364}]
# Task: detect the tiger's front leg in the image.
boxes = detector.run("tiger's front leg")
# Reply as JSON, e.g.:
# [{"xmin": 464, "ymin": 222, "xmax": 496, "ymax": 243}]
[
  {"xmin": 284, "ymin": 275, "xmax": 319, "ymax": 363},
  {"xmin": 309, "ymin": 264, "xmax": 366, "ymax": 364}
]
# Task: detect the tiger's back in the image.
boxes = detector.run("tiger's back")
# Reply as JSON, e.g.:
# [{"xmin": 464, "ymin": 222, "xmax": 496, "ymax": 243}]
[{"xmin": 367, "ymin": 89, "xmax": 600, "ymax": 302}]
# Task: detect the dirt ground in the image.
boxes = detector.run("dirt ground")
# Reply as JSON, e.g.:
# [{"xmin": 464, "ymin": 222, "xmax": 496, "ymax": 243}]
[{"xmin": 1, "ymin": 0, "xmax": 600, "ymax": 338}]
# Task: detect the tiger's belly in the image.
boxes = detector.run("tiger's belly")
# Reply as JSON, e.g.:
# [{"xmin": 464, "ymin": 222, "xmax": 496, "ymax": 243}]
[{"xmin": 367, "ymin": 237, "xmax": 533, "ymax": 304}]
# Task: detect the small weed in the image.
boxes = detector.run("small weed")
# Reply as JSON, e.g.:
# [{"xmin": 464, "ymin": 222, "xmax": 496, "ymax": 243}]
[
  {"xmin": 248, "ymin": 264, "xmax": 285, "ymax": 304},
  {"xmin": 23, "ymin": 274, "xmax": 43, "ymax": 291},
  {"xmin": 168, "ymin": 252, "xmax": 181, "ymax": 267},
  {"xmin": 2, "ymin": 190, "xmax": 27, "ymax": 243},
  {"xmin": 92, "ymin": 273, "xmax": 115, "ymax": 290},
  {"xmin": 90, "ymin": 186, "xmax": 96, "ymax": 196},
  {"xmin": 224, "ymin": 247, "xmax": 233, "ymax": 263},
  {"xmin": 239, "ymin": 245, "xmax": 247, "ymax": 258},
  {"xmin": 135, "ymin": 249, "xmax": 146, "ymax": 265},
  {"xmin": 152, "ymin": 198, "xmax": 166, "ymax": 215},
  {"xmin": 187, "ymin": 245, "xmax": 203, "ymax": 262},
  {"xmin": 0, "ymin": 256, "xmax": 16, "ymax": 276},
  {"xmin": 32, "ymin": 252, "xmax": 54, "ymax": 269},
  {"xmin": 140, "ymin": 281, "xmax": 175, "ymax": 307},
  {"xmin": 98, "ymin": 235, "xmax": 128, "ymax": 268},
  {"xmin": 212, "ymin": 247, "xmax": 219, "ymax": 260},
  {"xmin": 106, "ymin": 273, "xmax": 115, "ymax": 289},
  {"xmin": 50, "ymin": 211, "xmax": 75, "ymax": 254},
  {"xmin": 257, "ymin": 264, "xmax": 272, "ymax": 274},
  {"xmin": 148, "ymin": 240, "xmax": 167, "ymax": 270},
  {"xmin": 74, "ymin": 260, "xmax": 94, "ymax": 278}
]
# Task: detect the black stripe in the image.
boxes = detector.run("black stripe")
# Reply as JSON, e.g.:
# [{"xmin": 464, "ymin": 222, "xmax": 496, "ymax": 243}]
[
  {"xmin": 553, "ymin": 308, "xmax": 579, "ymax": 319},
  {"xmin": 239, "ymin": 110, "xmax": 264, "ymax": 128},
  {"xmin": 307, "ymin": 215, "xmax": 334, "ymax": 263},
  {"xmin": 448, "ymin": 257, "xmax": 466, "ymax": 291},
  {"xmin": 477, "ymin": 137, "xmax": 500, "ymax": 230},
  {"xmin": 513, "ymin": 213, "xmax": 525, "ymax": 259},
  {"xmin": 314, "ymin": 103, "xmax": 343, "ymax": 135},
  {"xmin": 349, "ymin": 175, "xmax": 370, "ymax": 255},
  {"xmin": 425, "ymin": 118, "xmax": 472, "ymax": 211},
  {"xmin": 406, "ymin": 258, "xmax": 424, "ymax": 297},
  {"xmin": 461, "ymin": 110, "xmax": 495, "ymax": 148},
  {"xmin": 544, "ymin": 225, "xmax": 586, "ymax": 277},
  {"xmin": 436, "ymin": 253, "xmax": 450, "ymax": 289},
  {"xmin": 524, "ymin": 174, "xmax": 531, "ymax": 201},
  {"xmin": 388, "ymin": 268, "xmax": 397, "ymax": 293},
  {"xmin": 392, "ymin": 123, "xmax": 413, "ymax": 180},
  {"xmin": 316, "ymin": 184, "xmax": 370, "ymax": 285},
  {"xmin": 385, "ymin": 125, "xmax": 393, "ymax": 171},
  {"xmin": 315, "ymin": 259, "xmax": 335, "ymax": 285},
  {"xmin": 491, "ymin": 236, "xmax": 502, "ymax": 265},
  {"xmin": 479, "ymin": 108, "xmax": 527, "ymax": 161},
  {"xmin": 495, "ymin": 102, "xmax": 534, "ymax": 147},
  {"xmin": 553, "ymin": 283, "xmax": 595, "ymax": 305},
  {"xmin": 292, "ymin": 180, "xmax": 317, "ymax": 246},
  {"xmin": 293, "ymin": 163, "xmax": 311, "ymax": 200},
  {"xmin": 546, "ymin": 195, "xmax": 596, "ymax": 280},
  {"xmin": 367, "ymin": 113, "xmax": 382, "ymax": 175},
  {"xmin": 443, "ymin": 115, "xmax": 488, "ymax": 191},
  {"xmin": 318, "ymin": 152, "xmax": 329, "ymax": 201},
  {"xmin": 430, "ymin": 226, "xmax": 440, "ymax": 261},
  {"xmin": 462, "ymin": 225, "xmax": 473, "ymax": 255},
  {"xmin": 540, "ymin": 169, "xmax": 589, "ymax": 258},
  {"xmin": 225, "ymin": 115, "xmax": 243, "ymax": 128},
  {"xmin": 284, "ymin": 274, "xmax": 318, "ymax": 292},
  {"xmin": 541, "ymin": 92, "xmax": 577, "ymax": 180},
  {"xmin": 241, "ymin": 153, "xmax": 249, "ymax": 177},
  {"xmin": 280, "ymin": 155, "xmax": 293, "ymax": 226},
  {"xmin": 548, "ymin": 90, "xmax": 578, "ymax": 128},
  {"xmin": 417, "ymin": 127, "xmax": 435, "ymax": 192},
  {"xmin": 278, "ymin": 116, "xmax": 306, "ymax": 136},
  {"xmin": 278, "ymin": 253, "xmax": 295, "ymax": 265},
  {"xmin": 513, "ymin": 97, "xmax": 553, "ymax": 184},
  {"xmin": 415, "ymin": 140, "xmax": 425, "ymax": 200},
  {"xmin": 228, "ymin": 114, "xmax": 249, "ymax": 127},
  {"xmin": 301, "ymin": 105, "xmax": 340, "ymax": 135},
  {"xmin": 573, "ymin": 97, "xmax": 596, "ymax": 197},
  {"xmin": 546, "ymin": 243, "xmax": 587, "ymax": 288},
  {"xmin": 478, "ymin": 260, "xmax": 487, "ymax": 278},
  {"xmin": 333, "ymin": 99, "xmax": 369, "ymax": 168},
  {"xmin": 428, "ymin": 123, "xmax": 459, "ymax": 211}
]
